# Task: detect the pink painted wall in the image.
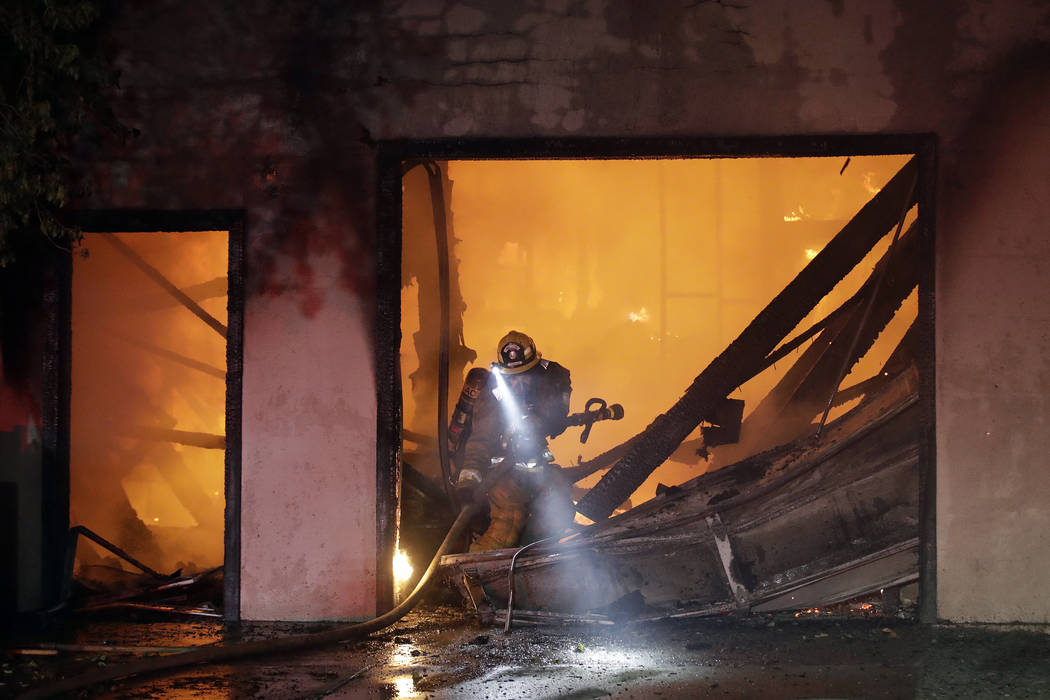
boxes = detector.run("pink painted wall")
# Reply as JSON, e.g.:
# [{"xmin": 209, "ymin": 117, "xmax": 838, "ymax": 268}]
[
  {"xmin": 240, "ymin": 254, "xmax": 377, "ymax": 620},
  {"xmin": 76, "ymin": 0, "xmax": 1050, "ymax": 621}
]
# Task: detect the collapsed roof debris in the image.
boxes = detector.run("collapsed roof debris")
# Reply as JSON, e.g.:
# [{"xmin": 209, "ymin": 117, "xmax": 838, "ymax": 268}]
[
  {"xmin": 441, "ymin": 158, "xmax": 922, "ymax": 624},
  {"xmin": 54, "ymin": 526, "xmax": 222, "ymax": 619},
  {"xmin": 444, "ymin": 369, "xmax": 920, "ymax": 624},
  {"xmin": 575, "ymin": 157, "xmax": 918, "ymax": 522}
]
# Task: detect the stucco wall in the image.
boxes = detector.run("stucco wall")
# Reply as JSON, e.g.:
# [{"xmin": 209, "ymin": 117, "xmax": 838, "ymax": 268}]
[
  {"xmin": 83, "ymin": 0, "xmax": 1050, "ymax": 621},
  {"xmin": 935, "ymin": 64, "xmax": 1050, "ymax": 623}
]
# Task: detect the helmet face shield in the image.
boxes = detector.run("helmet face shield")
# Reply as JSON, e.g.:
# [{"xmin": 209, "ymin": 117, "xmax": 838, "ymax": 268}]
[{"xmin": 495, "ymin": 330, "xmax": 540, "ymax": 374}]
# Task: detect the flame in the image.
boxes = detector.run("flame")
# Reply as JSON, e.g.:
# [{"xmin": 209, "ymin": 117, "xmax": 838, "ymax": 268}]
[
  {"xmin": 628, "ymin": 306, "xmax": 650, "ymax": 323},
  {"xmin": 393, "ymin": 549, "xmax": 414, "ymax": 586}
]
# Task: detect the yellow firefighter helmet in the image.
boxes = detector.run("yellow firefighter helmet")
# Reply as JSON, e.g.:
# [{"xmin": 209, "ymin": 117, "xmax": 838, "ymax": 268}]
[{"xmin": 495, "ymin": 330, "xmax": 541, "ymax": 375}]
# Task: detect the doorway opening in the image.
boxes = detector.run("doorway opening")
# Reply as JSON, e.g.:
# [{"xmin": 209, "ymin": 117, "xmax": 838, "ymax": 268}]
[
  {"xmin": 61, "ymin": 211, "xmax": 244, "ymax": 619},
  {"xmin": 377, "ymin": 137, "xmax": 934, "ymax": 619}
]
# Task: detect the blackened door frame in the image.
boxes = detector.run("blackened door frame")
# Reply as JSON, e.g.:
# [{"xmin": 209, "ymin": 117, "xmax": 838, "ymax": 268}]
[
  {"xmin": 375, "ymin": 135, "xmax": 938, "ymax": 621},
  {"xmin": 50, "ymin": 210, "xmax": 246, "ymax": 620}
]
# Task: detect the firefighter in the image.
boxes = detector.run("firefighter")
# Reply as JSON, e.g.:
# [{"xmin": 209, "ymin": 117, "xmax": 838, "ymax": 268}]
[{"xmin": 450, "ymin": 330, "xmax": 575, "ymax": 551}]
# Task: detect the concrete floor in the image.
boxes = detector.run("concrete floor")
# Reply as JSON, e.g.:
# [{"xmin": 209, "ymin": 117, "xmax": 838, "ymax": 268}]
[{"xmin": 4, "ymin": 604, "xmax": 1050, "ymax": 699}]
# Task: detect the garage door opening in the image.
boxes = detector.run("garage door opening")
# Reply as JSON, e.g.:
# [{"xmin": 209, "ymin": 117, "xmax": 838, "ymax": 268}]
[
  {"xmin": 387, "ymin": 144, "xmax": 930, "ymax": 618},
  {"xmin": 70, "ymin": 230, "xmax": 229, "ymax": 598}
]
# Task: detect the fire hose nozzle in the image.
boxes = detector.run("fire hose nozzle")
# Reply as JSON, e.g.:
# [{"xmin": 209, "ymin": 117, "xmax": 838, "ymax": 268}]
[{"xmin": 576, "ymin": 398, "xmax": 625, "ymax": 443}]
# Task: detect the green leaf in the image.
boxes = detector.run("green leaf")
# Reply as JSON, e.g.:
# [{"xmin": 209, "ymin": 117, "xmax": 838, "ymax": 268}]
[{"xmin": 0, "ymin": 0, "xmax": 123, "ymax": 267}]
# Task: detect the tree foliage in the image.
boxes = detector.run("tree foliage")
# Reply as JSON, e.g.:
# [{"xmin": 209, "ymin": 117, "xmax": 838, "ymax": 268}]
[{"xmin": 0, "ymin": 0, "xmax": 120, "ymax": 267}]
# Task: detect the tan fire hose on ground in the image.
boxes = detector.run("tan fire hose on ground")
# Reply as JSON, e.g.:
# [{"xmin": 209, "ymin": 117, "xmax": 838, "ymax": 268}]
[
  {"xmin": 23, "ymin": 159, "xmax": 617, "ymax": 698},
  {"xmin": 19, "ymin": 502, "xmax": 483, "ymax": 700}
]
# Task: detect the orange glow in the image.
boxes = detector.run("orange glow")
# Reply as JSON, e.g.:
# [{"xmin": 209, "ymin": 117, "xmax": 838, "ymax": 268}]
[
  {"xmin": 71, "ymin": 231, "xmax": 228, "ymax": 574},
  {"xmin": 401, "ymin": 156, "xmax": 915, "ymax": 506}
]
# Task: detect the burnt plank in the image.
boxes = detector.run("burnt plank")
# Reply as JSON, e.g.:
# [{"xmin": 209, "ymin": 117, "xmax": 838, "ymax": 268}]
[
  {"xmin": 576, "ymin": 158, "xmax": 918, "ymax": 520},
  {"xmin": 728, "ymin": 223, "xmax": 920, "ymax": 456}
]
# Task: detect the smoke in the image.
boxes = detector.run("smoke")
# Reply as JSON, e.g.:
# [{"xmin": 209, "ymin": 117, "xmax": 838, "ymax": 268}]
[
  {"xmin": 401, "ymin": 155, "xmax": 914, "ymax": 507},
  {"xmin": 71, "ymin": 231, "xmax": 228, "ymax": 574}
]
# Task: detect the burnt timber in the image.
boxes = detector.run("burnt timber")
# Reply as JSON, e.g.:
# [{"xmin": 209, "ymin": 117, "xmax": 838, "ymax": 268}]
[
  {"xmin": 575, "ymin": 157, "xmax": 918, "ymax": 521},
  {"xmin": 441, "ymin": 367, "xmax": 920, "ymax": 622},
  {"xmin": 440, "ymin": 158, "xmax": 923, "ymax": 623}
]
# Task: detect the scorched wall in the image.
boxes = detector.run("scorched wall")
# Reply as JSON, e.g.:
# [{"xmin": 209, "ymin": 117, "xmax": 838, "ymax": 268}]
[{"xmin": 63, "ymin": 0, "xmax": 1050, "ymax": 622}]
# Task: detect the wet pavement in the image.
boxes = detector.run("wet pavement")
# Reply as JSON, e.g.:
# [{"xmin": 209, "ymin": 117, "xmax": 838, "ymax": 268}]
[{"xmin": 4, "ymin": 604, "xmax": 1050, "ymax": 698}]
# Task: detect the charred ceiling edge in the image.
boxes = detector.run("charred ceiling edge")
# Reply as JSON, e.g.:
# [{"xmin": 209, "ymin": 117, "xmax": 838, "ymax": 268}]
[
  {"xmin": 376, "ymin": 134, "xmax": 934, "ymax": 161},
  {"xmin": 68, "ymin": 210, "xmax": 245, "ymax": 232}
]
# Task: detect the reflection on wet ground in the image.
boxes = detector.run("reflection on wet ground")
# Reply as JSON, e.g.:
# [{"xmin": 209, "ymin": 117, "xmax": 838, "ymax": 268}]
[{"xmin": 5, "ymin": 605, "xmax": 1050, "ymax": 698}]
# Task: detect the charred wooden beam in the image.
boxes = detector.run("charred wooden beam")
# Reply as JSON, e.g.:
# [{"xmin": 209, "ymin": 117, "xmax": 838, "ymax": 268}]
[
  {"xmin": 114, "ymin": 277, "xmax": 228, "ymax": 314},
  {"xmin": 59, "ymin": 525, "xmax": 169, "ymax": 603},
  {"xmin": 442, "ymin": 371, "xmax": 919, "ymax": 619},
  {"xmin": 100, "ymin": 234, "xmax": 227, "ymax": 338},
  {"xmin": 782, "ymin": 224, "xmax": 919, "ymax": 436},
  {"xmin": 814, "ymin": 178, "xmax": 917, "ymax": 438},
  {"xmin": 739, "ymin": 311, "xmax": 854, "ymax": 435},
  {"xmin": 576, "ymin": 158, "xmax": 918, "ymax": 521},
  {"xmin": 558, "ymin": 435, "xmax": 643, "ymax": 484},
  {"xmin": 759, "ymin": 297, "xmax": 860, "ymax": 377},
  {"xmin": 125, "ymin": 426, "xmax": 226, "ymax": 450},
  {"xmin": 727, "ymin": 222, "xmax": 919, "ymax": 456},
  {"xmin": 112, "ymin": 329, "xmax": 226, "ymax": 380},
  {"xmin": 878, "ymin": 319, "xmax": 919, "ymax": 378},
  {"xmin": 174, "ymin": 276, "xmax": 228, "ymax": 301},
  {"xmin": 832, "ymin": 321, "xmax": 918, "ymax": 408},
  {"xmin": 832, "ymin": 374, "xmax": 888, "ymax": 407}
]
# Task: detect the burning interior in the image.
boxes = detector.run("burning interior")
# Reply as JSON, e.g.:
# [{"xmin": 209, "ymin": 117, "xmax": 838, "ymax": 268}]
[
  {"xmin": 67, "ymin": 230, "xmax": 228, "ymax": 612},
  {"xmin": 398, "ymin": 154, "xmax": 924, "ymax": 619}
]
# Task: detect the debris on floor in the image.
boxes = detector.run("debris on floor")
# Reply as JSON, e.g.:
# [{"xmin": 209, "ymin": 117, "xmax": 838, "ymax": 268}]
[{"xmin": 5, "ymin": 604, "xmax": 1050, "ymax": 699}]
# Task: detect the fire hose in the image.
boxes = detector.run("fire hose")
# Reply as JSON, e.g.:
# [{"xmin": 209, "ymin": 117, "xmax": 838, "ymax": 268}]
[
  {"xmin": 22, "ymin": 160, "xmax": 621, "ymax": 696},
  {"xmin": 19, "ymin": 500, "xmax": 484, "ymax": 699},
  {"xmin": 21, "ymin": 161, "xmax": 462, "ymax": 698},
  {"xmin": 21, "ymin": 424, "xmax": 628, "ymax": 694}
]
